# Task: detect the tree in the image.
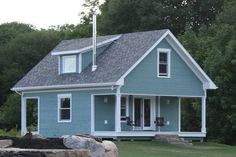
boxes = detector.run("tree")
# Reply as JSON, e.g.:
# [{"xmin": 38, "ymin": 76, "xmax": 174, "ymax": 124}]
[
  {"xmin": 0, "ymin": 19, "xmax": 93, "ymax": 129},
  {"xmin": 0, "ymin": 93, "xmax": 21, "ymax": 129},
  {"xmin": 0, "ymin": 22, "xmax": 34, "ymax": 45},
  {"xmin": 0, "ymin": 29, "xmax": 61, "ymax": 106},
  {"xmin": 181, "ymin": 98, "xmax": 201, "ymax": 132},
  {"xmin": 98, "ymin": 0, "xmax": 224, "ymax": 35},
  {"xmin": 51, "ymin": 24, "xmax": 92, "ymax": 39},
  {"xmin": 181, "ymin": 0, "xmax": 236, "ymax": 144}
]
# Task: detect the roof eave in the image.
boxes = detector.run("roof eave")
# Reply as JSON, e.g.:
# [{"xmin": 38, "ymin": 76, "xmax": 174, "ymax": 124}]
[
  {"xmin": 11, "ymin": 82, "xmax": 121, "ymax": 92},
  {"xmin": 204, "ymin": 82, "xmax": 218, "ymax": 90}
]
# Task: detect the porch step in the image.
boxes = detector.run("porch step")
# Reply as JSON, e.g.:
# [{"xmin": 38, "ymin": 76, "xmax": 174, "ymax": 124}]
[{"xmin": 154, "ymin": 135, "xmax": 192, "ymax": 147}]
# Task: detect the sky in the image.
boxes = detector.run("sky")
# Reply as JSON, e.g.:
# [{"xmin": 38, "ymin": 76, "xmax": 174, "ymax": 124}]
[{"xmin": 0, "ymin": 0, "xmax": 104, "ymax": 29}]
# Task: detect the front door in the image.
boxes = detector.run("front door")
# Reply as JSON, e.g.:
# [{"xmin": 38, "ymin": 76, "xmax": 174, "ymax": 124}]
[{"xmin": 134, "ymin": 97, "xmax": 154, "ymax": 130}]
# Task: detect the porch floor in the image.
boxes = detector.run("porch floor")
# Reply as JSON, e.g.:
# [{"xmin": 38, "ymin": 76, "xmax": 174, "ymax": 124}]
[{"xmin": 92, "ymin": 131, "xmax": 206, "ymax": 138}]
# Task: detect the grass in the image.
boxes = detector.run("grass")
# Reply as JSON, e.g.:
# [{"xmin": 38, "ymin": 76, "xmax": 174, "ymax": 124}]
[{"xmin": 115, "ymin": 141, "xmax": 236, "ymax": 157}]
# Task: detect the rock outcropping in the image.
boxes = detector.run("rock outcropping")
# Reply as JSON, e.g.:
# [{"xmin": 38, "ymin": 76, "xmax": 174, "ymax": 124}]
[
  {"xmin": 63, "ymin": 135, "xmax": 118, "ymax": 157},
  {"xmin": 0, "ymin": 139, "xmax": 13, "ymax": 148},
  {"xmin": 0, "ymin": 148, "xmax": 91, "ymax": 157}
]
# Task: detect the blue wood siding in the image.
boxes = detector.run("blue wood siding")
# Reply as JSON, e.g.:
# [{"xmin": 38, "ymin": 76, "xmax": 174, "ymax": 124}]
[
  {"xmin": 23, "ymin": 89, "xmax": 115, "ymax": 137},
  {"xmin": 159, "ymin": 97, "xmax": 179, "ymax": 131},
  {"xmin": 121, "ymin": 39, "xmax": 204, "ymax": 96},
  {"xmin": 82, "ymin": 45, "xmax": 110, "ymax": 70},
  {"xmin": 94, "ymin": 95, "xmax": 115, "ymax": 131}
]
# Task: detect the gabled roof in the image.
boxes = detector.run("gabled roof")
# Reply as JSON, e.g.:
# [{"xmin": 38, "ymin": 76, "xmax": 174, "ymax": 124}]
[{"xmin": 12, "ymin": 29, "xmax": 217, "ymax": 91}]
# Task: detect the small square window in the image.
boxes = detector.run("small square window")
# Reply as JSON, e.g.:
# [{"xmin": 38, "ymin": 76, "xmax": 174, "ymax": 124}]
[
  {"xmin": 61, "ymin": 55, "xmax": 77, "ymax": 73},
  {"xmin": 60, "ymin": 98, "xmax": 70, "ymax": 108},
  {"xmin": 159, "ymin": 64, "xmax": 168, "ymax": 75},
  {"xmin": 159, "ymin": 53, "xmax": 167, "ymax": 63},
  {"xmin": 60, "ymin": 109, "xmax": 70, "ymax": 120}
]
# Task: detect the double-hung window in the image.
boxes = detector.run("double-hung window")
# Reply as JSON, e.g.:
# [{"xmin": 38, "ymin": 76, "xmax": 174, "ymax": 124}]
[
  {"xmin": 61, "ymin": 55, "xmax": 77, "ymax": 73},
  {"xmin": 121, "ymin": 96, "xmax": 128, "ymax": 121},
  {"xmin": 157, "ymin": 49, "xmax": 171, "ymax": 78},
  {"xmin": 58, "ymin": 94, "xmax": 72, "ymax": 122}
]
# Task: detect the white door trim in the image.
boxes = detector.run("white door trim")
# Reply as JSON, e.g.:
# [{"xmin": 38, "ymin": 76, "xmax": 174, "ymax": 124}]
[{"xmin": 133, "ymin": 96, "xmax": 155, "ymax": 130}]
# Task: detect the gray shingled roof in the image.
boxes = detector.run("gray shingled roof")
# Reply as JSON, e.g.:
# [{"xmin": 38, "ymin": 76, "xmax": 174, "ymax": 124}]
[
  {"xmin": 13, "ymin": 29, "xmax": 168, "ymax": 90},
  {"xmin": 52, "ymin": 34, "xmax": 119, "ymax": 53}
]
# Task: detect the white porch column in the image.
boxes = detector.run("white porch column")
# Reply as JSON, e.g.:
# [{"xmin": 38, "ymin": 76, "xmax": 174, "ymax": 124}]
[
  {"xmin": 157, "ymin": 96, "xmax": 161, "ymax": 132},
  {"xmin": 91, "ymin": 95, "xmax": 95, "ymax": 133},
  {"xmin": 115, "ymin": 87, "xmax": 121, "ymax": 132},
  {"xmin": 201, "ymin": 92, "xmax": 207, "ymax": 133},
  {"xmin": 21, "ymin": 95, "xmax": 27, "ymax": 136}
]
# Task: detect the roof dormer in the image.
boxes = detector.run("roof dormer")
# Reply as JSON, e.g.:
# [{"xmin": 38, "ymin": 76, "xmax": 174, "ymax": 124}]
[{"xmin": 53, "ymin": 35, "xmax": 121, "ymax": 75}]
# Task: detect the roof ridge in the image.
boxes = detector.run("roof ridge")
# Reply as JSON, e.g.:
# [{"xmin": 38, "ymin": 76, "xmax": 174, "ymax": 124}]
[
  {"xmin": 61, "ymin": 34, "xmax": 121, "ymax": 42},
  {"xmin": 60, "ymin": 29, "xmax": 169, "ymax": 42}
]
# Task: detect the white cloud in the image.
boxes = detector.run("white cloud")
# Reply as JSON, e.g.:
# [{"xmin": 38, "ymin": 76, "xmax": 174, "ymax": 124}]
[{"xmin": 0, "ymin": 0, "xmax": 104, "ymax": 29}]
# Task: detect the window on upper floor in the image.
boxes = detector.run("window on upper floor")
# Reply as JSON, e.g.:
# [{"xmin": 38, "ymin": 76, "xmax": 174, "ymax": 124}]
[
  {"xmin": 157, "ymin": 48, "xmax": 171, "ymax": 78},
  {"xmin": 61, "ymin": 55, "xmax": 77, "ymax": 73},
  {"xmin": 58, "ymin": 94, "xmax": 72, "ymax": 122}
]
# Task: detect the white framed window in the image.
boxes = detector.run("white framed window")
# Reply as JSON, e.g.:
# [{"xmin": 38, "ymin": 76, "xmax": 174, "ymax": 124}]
[
  {"xmin": 157, "ymin": 48, "xmax": 171, "ymax": 78},
  {"xmin": 121, "ymin": 96, "xmax": 129, "ymax": 121},
  {"xmin": 61, "ymin": 55, "xmax": 77, "ymax": 73},
  {"xmin": 58, "ymin": 94, "xmax": 72, "ymax": 122}
]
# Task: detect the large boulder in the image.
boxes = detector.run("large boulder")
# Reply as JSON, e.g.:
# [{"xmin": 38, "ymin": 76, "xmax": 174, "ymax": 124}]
[
  {"xmin": 63, "ymin": 135, "xmax": 105, "ymax": 157},
  {"xmin": 0, "ymin": 148, "xmax": 91, "ymax": 157},
  {"xmin": 102, "ymin": 140, "xmax": 118, "ymax": 157}
]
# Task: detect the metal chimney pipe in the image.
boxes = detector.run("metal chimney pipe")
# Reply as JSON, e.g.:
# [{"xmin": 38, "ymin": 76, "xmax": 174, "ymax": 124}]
[{"xmin": 92, "ymin": 13, "xmax": 97, "ymax": 71}]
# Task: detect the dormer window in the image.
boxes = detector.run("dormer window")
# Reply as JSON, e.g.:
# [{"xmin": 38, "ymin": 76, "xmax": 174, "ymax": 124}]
[
  {"xmin": 61, "ymin": 55, "xmax": 77, "ymax": 73},
  {"xmin": 157, "ymin": 48, "xmax": 171, "ymax": 78}
]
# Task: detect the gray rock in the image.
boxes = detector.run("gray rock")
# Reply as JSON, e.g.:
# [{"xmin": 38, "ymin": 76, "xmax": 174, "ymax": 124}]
[
  {"xmin": 63, "ymin": 135, "xmax": 105, "ymax": 157},
  {"xmin": 102, "ymin": 140, "xmax": 118, "ymax": 157},
  {"xmin": 32, "ymin": 134, "xmax": 46, "ymax": 139},
  {"xmin": 0, "ymin": 139, "xmax": 13, "ymax": 148},
  {"xmin": 154, "ymin": 134, "xmax": 192, "ymax": 147},
  {"xmin": 0, "ymin": 148, "xmax": 92, "ymax": 157},
  {"xmin": 76, "ymin": 134, "xmax": 103, "ymax": 143}
]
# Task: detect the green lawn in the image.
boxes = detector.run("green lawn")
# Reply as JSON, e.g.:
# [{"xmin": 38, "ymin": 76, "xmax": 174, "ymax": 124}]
[{"xmin": 115, "ymin": 141, "xmax": 236, "ymax": 157}]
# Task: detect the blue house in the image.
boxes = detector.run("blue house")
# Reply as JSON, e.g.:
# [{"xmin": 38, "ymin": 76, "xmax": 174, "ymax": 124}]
[{"xmin": 12, "ymin": 29, "xmax": 217, "ymax": 139}]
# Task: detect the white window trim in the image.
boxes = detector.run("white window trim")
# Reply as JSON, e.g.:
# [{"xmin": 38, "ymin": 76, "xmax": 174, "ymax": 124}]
[
  {"xmin": 57, "ymin": 93, "xmax": 72, "ymax": 123},
  {"xmin": 59, "ymin": 54, "xmax": 82, "ymax": 74},
  {"xmin": 61, "ymin": 55, "xmax": 77, "ymax": 74},
  {"xmin": 157, "ymin": 48, "xmax": 171, "ymax": 78},
  {"xmin": 121, "ymin": 95, "xmax": 129, "ymax": 122}
]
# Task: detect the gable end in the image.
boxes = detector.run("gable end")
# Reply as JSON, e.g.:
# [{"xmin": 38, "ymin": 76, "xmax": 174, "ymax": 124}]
[{"xmin": 117, "ymin": 30, "xmax": 217, "ymax": 90}]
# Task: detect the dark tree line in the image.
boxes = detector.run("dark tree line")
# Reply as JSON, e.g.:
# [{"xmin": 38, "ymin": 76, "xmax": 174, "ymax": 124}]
[{"xmin": 0, "ymin": 0, "xmax": 235, "ymax": 144}]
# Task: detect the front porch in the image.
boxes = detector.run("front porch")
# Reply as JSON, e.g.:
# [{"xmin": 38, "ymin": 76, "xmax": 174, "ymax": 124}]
[{"xmin": 91, "ymin": 93, "xmax": 206, "ymax": 138}]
